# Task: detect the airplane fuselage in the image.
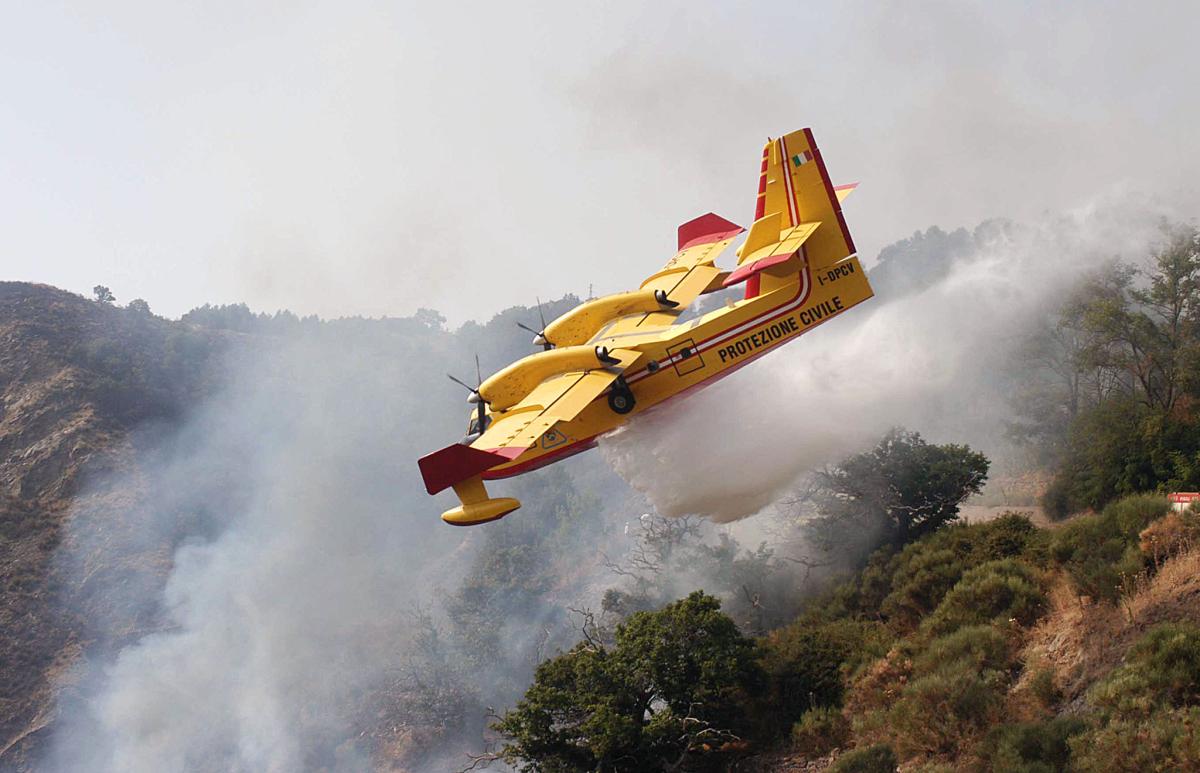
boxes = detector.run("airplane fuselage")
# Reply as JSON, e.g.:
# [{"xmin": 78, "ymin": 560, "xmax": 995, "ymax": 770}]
[{"xmin": 479, "ymin": 255, "xmax": 873, "ymax": 480}]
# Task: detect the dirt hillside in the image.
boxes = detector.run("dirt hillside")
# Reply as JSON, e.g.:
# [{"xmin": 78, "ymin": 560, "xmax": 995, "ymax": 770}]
[{"xmin": 0, "ymin": 283, "xmax": 224, "ymax": 770}]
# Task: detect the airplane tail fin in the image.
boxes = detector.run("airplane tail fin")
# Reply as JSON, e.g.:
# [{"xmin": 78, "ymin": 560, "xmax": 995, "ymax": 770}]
[{"xmin": 754, "ymin": 129, "xmax": 856, "ymax": 270}]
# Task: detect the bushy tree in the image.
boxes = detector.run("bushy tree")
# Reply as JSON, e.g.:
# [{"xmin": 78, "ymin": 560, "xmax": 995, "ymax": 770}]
[
  {"xmin": 494, "ymin": 592, "xmax": 762, "ymax": 772},
  {"xmin": 757, "ymin": 623, "xmax": 855, "ymax": 729},
  {"xmin": 1082, "ymin": 224, "xmax": 1200, "ymax": 414},
  {"xmin": 920, "ymin": 559, "xmax": 1046, "ymax": 635},
  {"xmin": 810, "ymin": 428, "xmax": 989, "ymax": 549},
  {"xmin": 1018, "ymin": 224, "xmax": 1200, "ymax": 516},
  {"xmin": 92, "ymin": 284, "xmax": 115, "ymax": 303}
]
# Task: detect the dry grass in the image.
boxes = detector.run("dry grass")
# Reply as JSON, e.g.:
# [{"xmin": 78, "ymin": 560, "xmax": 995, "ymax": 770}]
[{"xmin": 1021, "ymin": 546, "xmax": 1200, "ymax": 706}]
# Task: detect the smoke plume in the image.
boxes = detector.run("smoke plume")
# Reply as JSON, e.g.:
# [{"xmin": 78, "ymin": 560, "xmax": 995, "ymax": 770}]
[
  {"xmin": 45, "ymin": 195, "xmax": 1188, "ymax": 771},
  {"xmin": 600, "ymin": 195, "xmax": 1180, "ymax": 521}
]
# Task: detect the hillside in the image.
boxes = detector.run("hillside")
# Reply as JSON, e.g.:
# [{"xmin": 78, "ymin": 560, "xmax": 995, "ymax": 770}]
[
  {"xmin": 1, "ymin": 218, "xmax": 1197, "ymax": 772},
  {"xmin": 0, "ymin": 282, "xmax": 229, "ymax": 766},
  {"xmin": 753, "ymin": 497, "xmax": 1200, "ymax": 772},
  {"xmin": 0, "ymin": 281, "xmax": 617, "ymax": 772}
]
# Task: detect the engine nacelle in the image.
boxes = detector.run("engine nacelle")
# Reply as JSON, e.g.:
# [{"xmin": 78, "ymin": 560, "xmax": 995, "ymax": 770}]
[
  {"xmin": 478, "ymin": 344, "xmax": 621, "ymax": 411},
  {"xmin": 543, "ymin": 288, "xmax": 677, "ymax": 347}
]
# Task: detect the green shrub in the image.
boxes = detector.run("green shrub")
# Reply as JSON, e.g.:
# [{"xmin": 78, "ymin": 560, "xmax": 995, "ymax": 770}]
[
  {"xmin": 842, "ymin": 514, "xmax": 1043, "ymax": 632},
  {"xmin": 922, "ymin": 559, "xmax": 1046, "ymax": 636},
  {"xmin": 1028, "ymin": 667, "xmax": 1061, "ymax": 708},
  {"xmin": 1041, "ymin": 475, "xmax": 1073, "ymax": 521},
  {"xmin": 912, "ymin": 624, "xmax": 1013, "ymax": 676},
  {"xmin": 858, "ymin": 628, "xmax": 1024, "ymax": 759},
  {"xmin": 978, "ymin": 717, "xmax": 1087, "ymax": 773},
  {"xmin": 1070, "ymin": 708, "xmax": 1200, "ymax": 772},
  {"xmin": 1127, "ymin": 622, "xmax": 1200, "ymax": 705},
  {"xmin": 1089, "ymin": 622, "xmax": 1200, "ymax": 720},
  {"xmin": 880, "ymin": 547, "xmax": 966, "ymax": 629},
  {"xmin": 1106, "ymin": 493, "xmax": 1172, "ymax": 537},
  {"xmin": 1050, "ymin": 494, "xmax": 1168, "ymax": 602},
  {"xmin": 830, "ymin": 743, "xmax": 898, "ymax": 773},
  {"xmin": 975, "ymin": 513, "xmax": 1046, "ymax": 563},
  {"xmin": 885, "ymin": 660, "xmax": 1006, "ymax": 756},
  {"xmin": 758, "ymin": 619, "xmax": 891, "ymax": 735},
  {"xmin": 791, "ymin": 706, "xmax": 850, "ymax": 756}
]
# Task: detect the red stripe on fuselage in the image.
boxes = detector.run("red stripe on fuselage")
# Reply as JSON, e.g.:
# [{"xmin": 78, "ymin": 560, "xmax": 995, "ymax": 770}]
[
  {"xmin": 805, "ymin": 128, "xmax": 856, "ymax": 256},
  {"xmin": 485, "ymin": 281, "xmax": 860, "ymax": 480},
  {"xmin": 755, "ymin": 144, "xmax": 769, "ymax": 220}
]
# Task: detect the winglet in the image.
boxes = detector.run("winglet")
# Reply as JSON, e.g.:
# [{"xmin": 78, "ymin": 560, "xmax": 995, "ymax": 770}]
[
  {"xmin": 677, "ymin": 213, "xmax": 744, "ymax": 250},
  {"xmin": 418, "ymin": 443, "xmax": 515, "ymax": 495}
]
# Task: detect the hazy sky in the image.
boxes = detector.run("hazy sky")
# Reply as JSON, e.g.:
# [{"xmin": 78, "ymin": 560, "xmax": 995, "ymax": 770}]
[{"xmin": 3, "ymin": 1, "xmax": 1197, "ymax": 322}]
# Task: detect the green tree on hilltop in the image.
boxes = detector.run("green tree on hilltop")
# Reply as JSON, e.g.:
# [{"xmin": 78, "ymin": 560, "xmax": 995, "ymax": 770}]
[
  {"xmin": 1023, "ymin": 223, "xmax": 1200, "ymax": 516},
  {"xmin": 811, "ymin": 428, "xmax": 989, "ymax": 547},
  {"xmin": 494, "ymin": 592, "xmax": 762, "ymax": 772}
]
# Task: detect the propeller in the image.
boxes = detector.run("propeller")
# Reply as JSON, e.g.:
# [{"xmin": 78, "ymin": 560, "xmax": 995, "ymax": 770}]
[
  {"xmin": 447, "ymin": 354, "xmax": 489, "ymax": 438},
  {"xmin": 516, "ymin": 297, "xmax": 553, "ymax": 350}
]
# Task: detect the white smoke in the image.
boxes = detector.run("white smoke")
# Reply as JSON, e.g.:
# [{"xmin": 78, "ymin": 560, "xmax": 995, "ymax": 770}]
[
  {"xmin": 600, "ymin": 194, "xmax": 1181, "ymax": 522},
  {"xmin": 43, "ymin": 194, "xmax": 1188, "ymax": 771},
  {"xmin": 48, "ymin": 333, "xmax": 477, "ymax": 772}
]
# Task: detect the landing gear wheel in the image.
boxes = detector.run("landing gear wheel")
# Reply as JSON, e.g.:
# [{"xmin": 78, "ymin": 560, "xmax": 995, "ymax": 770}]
[{"xmin": 608, "ymin": 388, "xmax": 635, "ymax": 415}]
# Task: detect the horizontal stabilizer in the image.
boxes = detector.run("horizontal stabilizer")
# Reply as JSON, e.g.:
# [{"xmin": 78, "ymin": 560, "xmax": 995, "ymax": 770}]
[
  {"xmin": 738, "ymin": 212, "xmax": 783, "ymax": 261},
  {"xmin": 419, "ymin": 443, "xmax": 518, "ymax": 495},
  {"xmin": 834, "ymin": 182, "xmax": 858, "ymax": 203},
  {"xmin": 677, "ymin": 212, "xmax": 744, "ymax": 250},
  {"xmin": 724, "ymin": 221, "xmax": 820, "ymax": 287}
]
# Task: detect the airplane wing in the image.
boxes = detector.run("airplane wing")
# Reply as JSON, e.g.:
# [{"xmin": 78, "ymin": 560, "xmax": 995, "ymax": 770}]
[
  {"xmin": 638, "ymin": 213, "xmax": 744, "ymax": 312},
  {"xmin": 473, "ymin": 348, "xmax": 642, "ymax": 458}
]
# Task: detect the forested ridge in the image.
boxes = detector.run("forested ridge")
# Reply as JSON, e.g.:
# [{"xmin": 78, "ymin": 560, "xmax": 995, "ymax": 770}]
[{"xmin": 1, "ymin": 219, "xmax": 1199, "ymax": 772}]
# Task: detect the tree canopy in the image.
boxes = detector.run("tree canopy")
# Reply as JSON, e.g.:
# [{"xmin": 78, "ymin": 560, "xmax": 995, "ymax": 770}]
[
  {"xmin": 1013, "ymin": 223, "xmax": 1200, "ymax": 516},
  {"xmin": 811, "ymin": 428, "xmax": 990, "ymax": 547},
  {"xmin": 494, "ymin": 592, "xmax": 762, "ymax": 772}
]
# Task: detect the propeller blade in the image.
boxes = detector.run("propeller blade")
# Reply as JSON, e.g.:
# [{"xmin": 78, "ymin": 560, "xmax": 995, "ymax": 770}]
[
  {"xmin": 536, "ymin": 296, "xmax": 546, "ymax": 330},
  {"xmin": 447, "ymin": 373, "xmax": 476, "ymax": 393},
  {"xmin": 475, "ymin": 353, "xmax": 482, "ymax": 387},
  {"xmin": 516, "ymin": 321, "xmax": 541, "ymax": 336}
]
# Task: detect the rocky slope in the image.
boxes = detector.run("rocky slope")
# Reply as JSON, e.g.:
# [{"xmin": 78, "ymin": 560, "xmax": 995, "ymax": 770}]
[{"xmin": 0, "ymin": 283, "xmax": 224, "ymax": 769}]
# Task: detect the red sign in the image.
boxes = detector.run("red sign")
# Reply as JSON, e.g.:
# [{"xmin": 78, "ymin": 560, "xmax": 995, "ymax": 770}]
[{"xmin": 1169, "ymin": 492, "xmax": 1200, "ymax": 503}]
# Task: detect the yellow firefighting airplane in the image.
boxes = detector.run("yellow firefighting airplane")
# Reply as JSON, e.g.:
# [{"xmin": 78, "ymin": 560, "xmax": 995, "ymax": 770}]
[{"xmin": 419, "ymin": 128, "xmax": 875, "ymax": 525}]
